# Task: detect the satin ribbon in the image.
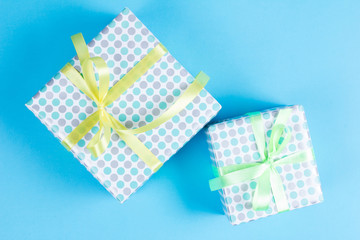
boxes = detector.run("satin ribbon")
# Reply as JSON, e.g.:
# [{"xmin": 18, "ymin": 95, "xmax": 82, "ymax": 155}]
[
  {"xmin": 60, "ymin": 33, "xmax": 209, "ymax": 172},
  {"xmin": 209, "ymin": 108, "xmax": 314, "ymax": 212}
]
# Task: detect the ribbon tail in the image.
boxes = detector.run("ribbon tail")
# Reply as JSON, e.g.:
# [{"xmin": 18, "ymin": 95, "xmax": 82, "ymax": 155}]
[
  {"xmin": 87, "ymin": 123, "xmax": 111, "ymax": 158},
  {"xmin": 117, "ymin": 131, "xmax": 163, "ymax": 172},
  {"xmin": 269, "ymin": 167, "xmax": 289, "ymax": 212},
  {"xmin": 106, "ymin": 113, "xmax": 163, "ymax": 172},
  {"xmin": 252, "ymin": 168, "xmax": 272, "ymax": 211}
]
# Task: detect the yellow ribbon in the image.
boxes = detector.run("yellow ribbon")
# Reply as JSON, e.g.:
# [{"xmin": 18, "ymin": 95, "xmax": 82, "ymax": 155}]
[{"xmin": 60, "ymin": 33, "xmax": 209, "ymax": 172}]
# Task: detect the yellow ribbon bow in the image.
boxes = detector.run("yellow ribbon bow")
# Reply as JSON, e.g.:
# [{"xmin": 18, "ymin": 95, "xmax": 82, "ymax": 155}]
[{"xmin": 60, "ymin": 33, "xmax": 209, "ymax": 172}]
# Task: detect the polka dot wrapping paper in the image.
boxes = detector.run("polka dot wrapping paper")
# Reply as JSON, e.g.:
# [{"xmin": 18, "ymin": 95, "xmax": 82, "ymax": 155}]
[
  {"xmin": 25, "ymin": 7, "xmax": 221, "ymax": 203},
  {"xmin": 206, "ymin": 105, "xmax": 323, "ymax": 225}
]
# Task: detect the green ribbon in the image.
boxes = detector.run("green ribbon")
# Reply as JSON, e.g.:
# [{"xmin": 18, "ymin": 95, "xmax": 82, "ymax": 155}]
[{"xmin": 209, "ymin": 108, "xmax": 314, "ymax": 212}]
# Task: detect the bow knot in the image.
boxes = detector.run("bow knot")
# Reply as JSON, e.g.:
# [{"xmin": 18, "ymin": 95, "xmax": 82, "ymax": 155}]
[
  {"xmin": 60, "ymin": 33, "xmax": 210, "ymax": 172},
  {"xmin": 97, "ymin": 104, "xmax": 106, "ymax": 113},
  {"xmin": 209, "ymin": 108, "xmax": 314, "ymax": 212}
]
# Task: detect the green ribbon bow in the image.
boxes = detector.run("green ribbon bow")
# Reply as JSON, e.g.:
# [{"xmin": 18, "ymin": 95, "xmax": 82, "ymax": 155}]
[{"xmin": 209, "ymin": 108, "xmax": 314, "ymax": 212}]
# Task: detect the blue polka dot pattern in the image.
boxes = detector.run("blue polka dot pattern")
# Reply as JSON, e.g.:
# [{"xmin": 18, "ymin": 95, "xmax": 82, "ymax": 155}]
[
  {"xmin": 206, "ymin": 105, "xmax": 323, "ymax": 225},
  {"xmin": 25, "ymin": 7, "xmax": 221, "ymax": 203}
]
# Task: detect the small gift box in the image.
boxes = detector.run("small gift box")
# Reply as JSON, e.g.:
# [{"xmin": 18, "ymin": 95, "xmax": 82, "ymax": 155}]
[
  {"xmin": 207, "ymin": 105, "xmax": 323, "ymax": 225},
  {"xmin": 26, "ymin": 7, "xmax": 221, "ymax": 203}
]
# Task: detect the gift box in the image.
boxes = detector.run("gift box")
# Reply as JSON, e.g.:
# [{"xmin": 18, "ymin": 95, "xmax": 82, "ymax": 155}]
[
  {"xmin": 207, "ymin": 105, "xmax": 323, "ymax": 225},
  {"xmin": 26, "ymin": 7, "xmax": 221, "ymax": 203}
]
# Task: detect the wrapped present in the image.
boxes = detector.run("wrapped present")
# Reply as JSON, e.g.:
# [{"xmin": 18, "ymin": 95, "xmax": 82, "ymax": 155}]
[
  {"xmin": 207, "ymin": 105, "xmax": 323, "ymax": 225},
  {"xmin": 26, "ymin": 7, "xmax": 221, "ymax": 203}
]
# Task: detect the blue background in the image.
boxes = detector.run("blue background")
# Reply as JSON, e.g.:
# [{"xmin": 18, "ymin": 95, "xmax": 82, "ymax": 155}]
[{"xmin": 1, "ymin": 0, "xmax": 359, "ymax": 239}]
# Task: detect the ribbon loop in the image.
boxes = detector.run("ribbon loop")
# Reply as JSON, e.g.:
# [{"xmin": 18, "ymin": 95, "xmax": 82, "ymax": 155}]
[
  {"xmin": 60, "ymin": 33, "xmax": 209, "ymax": 172},
  {"xmin": 71, "ymin": 33, "xmax": 90, "ymax": 65},
  {"xmin": 209, "ymin": 108, "xmax": 314, "ymax": 212},
  {"xmin": 81, "ymin": 58, "xmax": 102, "ymax": 104},
  {"xmin": 87, "ymin": 123, "xmax": 111, "ymax": 158},
  {"xmin": 268, "ymin": 123, "xmax": 292, "ymax": 158},
  {"xmin": 269, "ymin": 167, "xmax": 289, "ymax": 212},
  {"xmin": 88, "ymin": 56, "xmax": 110, "ymax": 102},
  {"xmin": 61, "ymin": 63, "xmax": 98, "ymax": 102},
  {"xmin": 252, "ymin": 168, "xmax": 272, "ymax": 211}
]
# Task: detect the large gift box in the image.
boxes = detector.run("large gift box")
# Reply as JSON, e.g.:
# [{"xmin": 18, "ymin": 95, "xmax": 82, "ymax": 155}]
[
  {"xmin": 207, "ymin": 105, "xmax": 323, "ymax": 225},
  {"xmin": 26, "ymin": 7, "xmax": 221, "ymax": 203}
]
